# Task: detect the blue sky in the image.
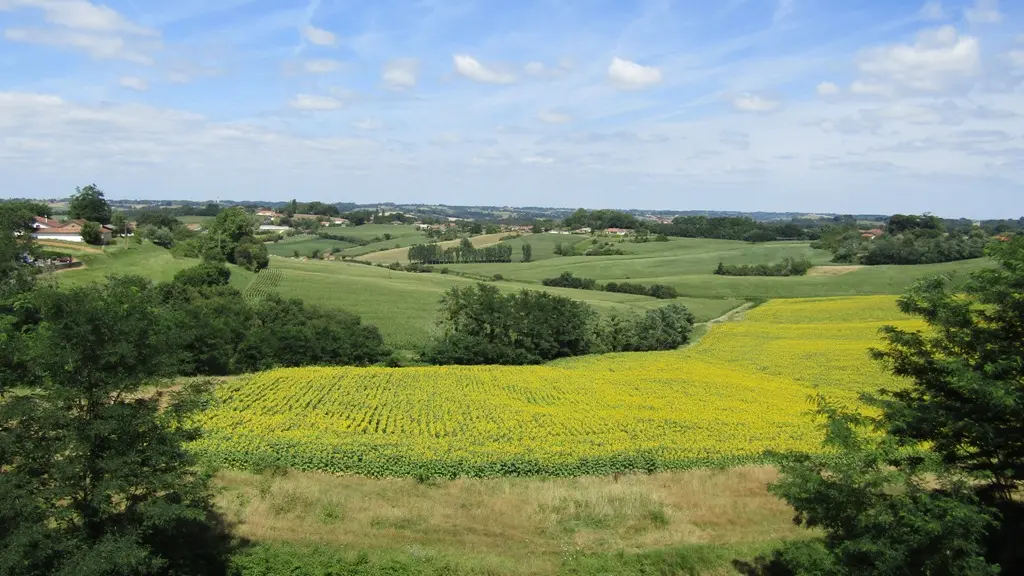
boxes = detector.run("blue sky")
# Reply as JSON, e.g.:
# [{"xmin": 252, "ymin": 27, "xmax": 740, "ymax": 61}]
[{"xmin": 1, "ymin": 0, "xmax": 1022, "ymax": 217}]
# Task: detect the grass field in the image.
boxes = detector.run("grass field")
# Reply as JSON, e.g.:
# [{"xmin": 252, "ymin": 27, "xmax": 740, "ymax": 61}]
[
  {"xmin": 440, "ymin": 237, "xmax": 990, "ymax": 299},
  {"xmin": 177, "ymin": 215, "xmax": 216, "ymax": 226},
  {"xmin": 357, "ymin": 232, "xmax": 510, "ymax": 264},
  {"xmin": 264, "ymin": 236, "xmax": 357, "ymax": 257},
  {"xmin": 330, "ymin": 224, "xmax": 431, "ymax": 258},
  {"xmin": 266, "ymin": 257, "xmax": 742, "ymax": 349},
  {"xmin": 55, "ymin": 242, "xmax": 256, "ymax": 292},
  {"xmin": 190, "ymin": 295, "xmax": 915, "ymax": 477},
  {"xmin": 217, "ymin": 466, "xmax": 803, "ymax": 575}
]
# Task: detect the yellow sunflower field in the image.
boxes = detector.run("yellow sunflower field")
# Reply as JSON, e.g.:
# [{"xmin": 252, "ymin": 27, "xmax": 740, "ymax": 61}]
[{"xmin": 189, "ymin": 295, "xmax": 921, "ymax": 477}]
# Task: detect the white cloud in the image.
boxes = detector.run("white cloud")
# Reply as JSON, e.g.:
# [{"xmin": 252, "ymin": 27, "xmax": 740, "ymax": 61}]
[
  {"xmin": 918, "ymin": 0, "xmax": 947, "ymax": 20},
  {"xmin": 856, "ymin": 26, "xmax": 979, "ymax": 92},
  {"xmin": 524, "ymin": 62, "xmax": 546, "ymax": 75},
  {"xmin": 732, "ymin": 93, "xmax": 780, "ymax": 112},
  {"xmin": 354, "ymin": 118, "xmax": 383, "ymax": 130},
  {"xmin": 302, "ymin": 25, "xmax": 336, "ymax": 46},
  {"xmin": 537, "ymin": 110, "xmax": 572, "ymax": 124},
  {"xmin": 288, "ymin": 94, "xmax": 343, "ymax": 111},
  {"xmin": 453, "ymin": 54, "xmax": 516, "ymax": 84},
  {"xmin": 382, "ymin": 59, "xmax": 418, "ymax": 90},
  {"xmin": 4, "ymin": 27, "xmax": 155, "ymax": 64},
  {"xmin": 1, "ymin": 0, "xmax": 156, "ymax": 35},
  {"xmin": 302, "ymin": 59, "xmax": 340, "ymax": 74},
  {"xmin": 816, "ymin": 81, "xmax": 840, "ymax": 96},
  {"xmin": 1008, "ymin": 50, "xmax": 1024, "ymax": 67},
  {"xmin": 849, "ymin": 81, "xmax": 895, "ymax": 97},
  {"xmin": 964, "ymin": 0, "xmax": 1002, "ymax": 23},
  {"xmin": 607, "ymin": 57, "xmax": 662, "ymax": 90},
  {"xmin": 119, "ymin": 76, "xmax": 148, "ymax": 91}
]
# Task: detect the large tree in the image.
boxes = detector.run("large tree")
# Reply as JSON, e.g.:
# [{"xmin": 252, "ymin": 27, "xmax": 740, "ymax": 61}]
[
  {"xmin": 68, "ymin": 184, "xmax": 112, "ymax": 224},
  {"xmin": 0, "ymin": 278, "xmax": 231, "ymax": 575},
  {"xmin": 757, "ymin": 236, "xmax": 1024, "ymax": 574}
]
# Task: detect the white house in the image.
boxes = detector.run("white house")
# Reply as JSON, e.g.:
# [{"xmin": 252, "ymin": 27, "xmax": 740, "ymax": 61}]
[
  {"xmin": 31, "ymin": 217, "xmax": 112, "ymax": 244},
  {"xmin": 259, "ymin": 224, "xmax": 291, "ymax": 232}
]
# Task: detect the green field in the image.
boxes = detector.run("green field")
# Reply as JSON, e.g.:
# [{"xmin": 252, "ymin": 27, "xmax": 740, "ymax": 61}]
[
  {"xmin": 56, "ymin": 242, "xmax": 256, "ymax": 292},
  {"xmin": 267, "ymin": 257, "xmax": 742, "ymax": 349},
  {"xmin": 327, "ymin": 224, "xmax": 431, "ymax": 257},
  {"xmin": 265, "ymin": 235, "xmax": 357, "ymax": 257},
  {"xmin": 442, "ymin": 237, "xmax": 990, "ymax": 299},
  {"xmin": 176, "ymin": 215, "xmax": 216, "ymax": 226}
]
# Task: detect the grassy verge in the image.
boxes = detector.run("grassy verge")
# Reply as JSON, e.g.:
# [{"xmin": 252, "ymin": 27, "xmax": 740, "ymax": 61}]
[{"xmin": 217, "ymin": 466, "xmax": 806, "ymax": 575}]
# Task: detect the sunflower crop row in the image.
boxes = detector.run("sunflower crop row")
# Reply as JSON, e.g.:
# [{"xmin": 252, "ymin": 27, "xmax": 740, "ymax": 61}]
[{"xmin": 189, "ymin": 295, "xmax": 920, "ymax": 478}]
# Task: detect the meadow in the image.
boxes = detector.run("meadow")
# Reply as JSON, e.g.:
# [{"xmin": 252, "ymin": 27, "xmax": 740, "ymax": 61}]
[
  {"xmin": 189, "ymin": 296, "xmax": 916, "ymax": 478},
  {"xmin": 264, "ymin": 235, "xmax": 357, "ymax": 257},
  {"xmin": 265, "ymin": 257, "xmax": 742, "ymax": 349}
]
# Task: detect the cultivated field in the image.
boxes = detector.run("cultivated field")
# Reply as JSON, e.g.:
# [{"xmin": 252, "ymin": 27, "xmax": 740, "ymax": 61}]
[
  {"xmin": 266, "ymin": 257, "xmax": 742, "ymax": 349},
  {"xmin": 190, "ymin": 296, "xmax": 916, "ymax": 477}
]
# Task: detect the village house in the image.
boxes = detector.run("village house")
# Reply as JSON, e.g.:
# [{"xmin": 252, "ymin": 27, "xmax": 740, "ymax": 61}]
[
  {"xmin": 861, "ymin": 228, "xmax": 884, "ymax": 240},
  {"xmin": 255, "ymin": 208, "xmax": 282, "ymax": 218},
  {"xmin": 572, "ymin": 227, "xmax": 592, "ymax": 235},
  {"xmin": 331, "ymin": 218, "xmax": 350, "ymax": 226},
  {"xmin": 31, "ymin": 216, "xmax": 113, "ymax": 244}
]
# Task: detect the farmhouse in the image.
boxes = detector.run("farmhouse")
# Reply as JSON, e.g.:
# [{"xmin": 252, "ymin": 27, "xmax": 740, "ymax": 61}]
[
  {"xmin": 31, "ymin": 217, "xmax": 113, "ymax": 244},
  {"xmin": 255, "ymin": 208, "xmax": 282, "ymax": 218},
  {"xmin": 861, "ymin": 228, "xmax": 884, "ymax": 240},
  {"xmin": 572, "ymin": 227, "xmax": 592, "ymax": 234},
  {"xmin": 331, "ymin": 218, "xmax": 350, "ymax": 226}
]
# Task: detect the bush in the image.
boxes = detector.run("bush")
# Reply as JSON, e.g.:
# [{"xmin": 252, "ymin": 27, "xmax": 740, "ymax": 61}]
[
  {"xmin": 714, "ymin": 257, "xmax": 812, "ymax": 277},
  {"xmin": 542, "ymin": 272, "xmax": 598, "ymax": 290},
  {"xmin": 604, "ymin": 281, "xmax": 678, "ymax": 299}
]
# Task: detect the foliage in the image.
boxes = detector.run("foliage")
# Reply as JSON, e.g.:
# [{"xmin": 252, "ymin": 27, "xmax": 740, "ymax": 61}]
[
  {"xmin": 590, "ymin": 304, "xmax": 695, "ymax": 353},
  {"xmin": 0, "ymin": 200, "xmax": 41, "ymax": 301},
  {"xmin": 521, "ymin": 242, "xmax": 532, "ymax": 262},
  {"xmin": 0, "ymin": 279, "xmax": 231, "ymax": 575},
  {"xmin": 562, "ymin": 208, "xmax": 639, "ymax": 231},
  {"xmin": 189, "ymin": 296, "xmax": 911, "ymax": 477},
  {"xmin": 408, "ymin": 239, "xmax": 513, "ymax": 264},
  {"xmin": 714, "ymin": 257, "xmax": 812, "ymax": 277},
  {"xmin": 604, "ymin": 281, "xmax": 679, "ymax": 299},
  {"xmin": 184, "ymin": 207, "xmax": 269, "ymax": 270},
  {"xmin": 873, "ymin": 236, "xmax": 1024, "ymax": 498},
  {"xmin": 233, "ymin": 238, "xmax": 270, "ymax": 272},
  {"xmin": 542, "ymin": 271, "xmax": 598, "ymax": 290},
  {"xmin": 758, "ymin": 237, "xmax": 1024, "ymax": 575},
  {"xmin": 812, "ymin": 216, "xmax": 989, "ymax": 265},
  {"xmin": 79, "ymin": 220, "xmax": 105, "ymax": 245},
  {"xmin": 138, "ymin": 225, "xmax": 176, "ymax": 248},
  {"xmin": 755, "ymin": 398, "xmax": 998, "ymax": 576},
  {"xmin": 68, "ymin": 183, "xmax": 112, "ymax": 224},
  {"xmin": 423, "ymin": 283, "xmax": 593, "ymax": 365},
  {"xmin": 652, "ymin": 216, "xmax": 816, "ymax": 242}
]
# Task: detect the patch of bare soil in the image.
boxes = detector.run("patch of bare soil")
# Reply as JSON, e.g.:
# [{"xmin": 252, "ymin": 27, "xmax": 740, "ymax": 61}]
[{"xmin": 807, "ymin": 265, "xmax": 865, "ymax": 276}]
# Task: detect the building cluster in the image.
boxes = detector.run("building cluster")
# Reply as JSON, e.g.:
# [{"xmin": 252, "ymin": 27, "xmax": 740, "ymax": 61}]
[{"xmin": 31, "ymin": 216, "xmax": 114, "ymax": 244}]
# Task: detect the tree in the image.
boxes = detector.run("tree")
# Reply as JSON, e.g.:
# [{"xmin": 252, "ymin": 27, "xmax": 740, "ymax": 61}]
[
  {"xmin": 0, "ymin": 201, "xmax": 40, "ymax": 302},
  {"xmin": 68, "ymin": 184, "xmax": 112, "ymax": 224},
  {"xmin": 522, "ymin": 242, "xmax": 532, "ymax": 263},
  {"xmin": 233, "ymin": 239, "xmax": 269, "ymax": 272},
  {"xmin": 760, "ymin": 237, "xmax": 1024, "ymax": 574},
  {"xmin": 79, "ymin": 220, "xmax": 105, "ymax": 245},
  {"xmin": 0, "ymin": 278, "xmax": 231, "ymax": 575},
  {"xmin": 110, "ymin": 211, "xmax": 130, "ymax": 236},
  {"xmin": 209, "ymin": 206, "xmax": 257, "ymax": 244}
]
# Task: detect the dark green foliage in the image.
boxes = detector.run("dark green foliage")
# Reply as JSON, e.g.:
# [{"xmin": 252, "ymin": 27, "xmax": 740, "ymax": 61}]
[
  {"xmin": 886, "ymin": 214, "xmax": 942, "ymax": 235},
  {"xmin": 138, "ymin": 225, "xmax": 175, "ymax": 248},
  {"xmin": 652, "ymin": 216, "xmax": 815, "ymax": 242},
  {"xmin": 590, "ymin": 305, "xmax": 695, "ymax": 354},
  {"xmin": 873, "ymin": 236, "xmax": 1024, "ymax": 498},
  {"xmin": 233, "ymin": 239, "xmax": 270, "ymax": 272},
  {"xmin": 134, "ymin": 210, "xmax": 181, "ymax": 230},
  {"xmin": 761, "ymin": 398, "xmax": 998, "ymax": 576},
  {"xmin": 173, "ymin": 261, "xmax": 232, "ymax": 288},
  {"xmin": 562, "ymin": 208, "xmax": 639, "ymax": 231},
  {"xmin": 761, "ymin": 237, "xmax": 1024, "ymax": 574},
  {"xmin": 183, "ymin": 207, "xmax": 269, "ymax": 270},
  {"xmin": 68, "ymin": 184, "xmax": 112, "ymax": 224},
  {"xmin": 521, "ymin": 242, "xmax": 532, "ymax": 262},
  {"xmin": 714, "ymin": 257, "xmax": 812, "ymax": 277},
  {"xmin": 424, "ymin": 284, "xmax": 694, "ymax": 365},
  {"xmin": 858, "ymin": 233, "xmax": 987, "ymax": 265},
  {"xmin": 542, "ymin": 271, "xmax": 598, "ymax": 290},
  {"xmin": 584, "ymin": 241, "xmax": 627, "ymax": 256},
  {"xmin": 0, "ymin": 280, "xmax": 231, "ymax": 576},
  {"xmin": 423, "ymin": 283, "xmax": 593, "ymax": 365},
  {"xmin": 79, "ymin": 220, "xmax": 104, "ymax": 245},
  {"xmin": 408, "ymin": 239, "xmax": 513, "ymax": 264},
  {"xmin": 0, "ymin": 200, "xmax": 40, "ymax": 301},
  {"xmin": 604, "ymin": 281, "xmax": 678, "ymax": 299}
]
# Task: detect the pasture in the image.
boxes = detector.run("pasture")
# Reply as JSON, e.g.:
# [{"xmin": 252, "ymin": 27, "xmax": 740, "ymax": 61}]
[
  {"xmin": 265, "ymin": 257, "xmax": 742, "ymax": 349},
  {"xmin": 264, "ymin": 235, "xmax": 356, "ymax": 257},
  {"xmin": 189, "ymin": 296, "xmax": 915, "ymax": 477}
]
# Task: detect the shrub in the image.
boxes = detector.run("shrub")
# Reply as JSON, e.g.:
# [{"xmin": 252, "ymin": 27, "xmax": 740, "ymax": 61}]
[
  {"xmin": 542, "ymin": 272, "xmax": 598, "ymax": 290},
  {"xmin": 714, "ymin": 257, "xmax": 812, "ymax": 277}
]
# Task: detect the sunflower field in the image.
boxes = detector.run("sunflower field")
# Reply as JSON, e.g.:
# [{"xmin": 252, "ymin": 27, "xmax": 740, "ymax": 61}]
[{"xmin": 190, "ymin": 295, "xmax": 920, "ymax": 478}]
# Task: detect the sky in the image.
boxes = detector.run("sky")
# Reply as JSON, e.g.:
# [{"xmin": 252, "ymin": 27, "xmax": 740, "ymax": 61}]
[{"xmin": 1, "ymin": 0, "xmax": 1022, "ymax": 218}]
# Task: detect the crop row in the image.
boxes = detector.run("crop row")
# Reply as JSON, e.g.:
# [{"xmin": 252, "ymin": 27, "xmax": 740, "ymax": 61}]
[{"xmin": 189, "ymin": 295, "xmax": 919, "ymax": 478}]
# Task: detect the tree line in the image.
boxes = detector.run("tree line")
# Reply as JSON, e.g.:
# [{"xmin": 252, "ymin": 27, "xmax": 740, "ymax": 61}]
[
  {"xmin": 812, "ymin": 214, "xmax": 990, "ymax": 265},
  {"xmin": 541, "ymin": 272, "xmax": 679, "ymax": 299},
  {"xmin": 714, "ymin": 257, "xmax": 812, "ymax": 277},
  {"xmin": 422, "ymin": 283, "xmax": 695, "ymax": 365},
  {"xmin": 408, "ymin": 238, "xmax": 515, "ymax": 264}
]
